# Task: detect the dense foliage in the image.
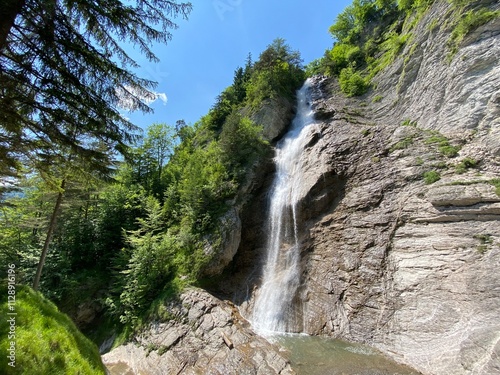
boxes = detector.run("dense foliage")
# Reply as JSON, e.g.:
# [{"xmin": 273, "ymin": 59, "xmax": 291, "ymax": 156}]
[
  {"xmin": 0, "ymin": 39, "xmax": 304, "ymax": 331},
  {"xmin": 307, "ymin": 0, "xmax": 499, "ymax": 96},
  {"xmin": 0, "ymin": 0, "xmax": 191, "ymax": 178}
]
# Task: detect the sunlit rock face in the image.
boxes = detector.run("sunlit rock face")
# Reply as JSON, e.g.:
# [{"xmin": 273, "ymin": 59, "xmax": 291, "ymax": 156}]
[
  {"xmin": 227, "ymin": 2, "xmax": 500, "ymax": 373},
  {"xmin": 104, "ymin": 1, "xmax": 500, "ymax": 373},
  {"xmin": 103, "ymin": 288, "xmax": 295, "ymax": 375}
]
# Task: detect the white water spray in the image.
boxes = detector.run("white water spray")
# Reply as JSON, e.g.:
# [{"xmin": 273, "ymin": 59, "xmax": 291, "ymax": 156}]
[{"xmin": 252, "ymin": 79, "xmax": 316, "ymax": 334}]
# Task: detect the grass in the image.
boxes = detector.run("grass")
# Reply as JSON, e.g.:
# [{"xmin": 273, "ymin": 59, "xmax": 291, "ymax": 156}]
[
  {"xmin": 390, "ymin": 136, "xmax": 415, "ymax": 152},
  {"xmin": 455, "ymin": 157, "xmax": 477, "ymax": 174},
  {"xmin": 425, "ymin": 132, "xmax": 460, "ymax": 158},
  {"xmin": 423, "ymin": 170, "xmax": 441, "ymax": 184},
  {"xmin": 474, "ymin": 234, "xmax": 493, "ymax": 254},
  {"xmin": 448, "ymin": 178, "xmax": 500, "ymax": 197},
  {"xmin": 0, "ymin": 284, "xmax": 106, "ymax": 375},
  {"xmin": 490, "ymin": 178, "xmax": 500, "ymax": 196},
  {"xmin": 401, "ymin": 119, "xmax": 417, "ymax": 127}
]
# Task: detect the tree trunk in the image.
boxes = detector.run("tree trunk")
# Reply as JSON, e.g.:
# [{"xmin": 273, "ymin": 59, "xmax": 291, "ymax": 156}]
[
  {"xmin": 0, "ymin": 0, "xmax": 26, "ymax": 51},
  {"xmin": 33, "ymin": 179, "xmax": 65, "ymax": 291}
]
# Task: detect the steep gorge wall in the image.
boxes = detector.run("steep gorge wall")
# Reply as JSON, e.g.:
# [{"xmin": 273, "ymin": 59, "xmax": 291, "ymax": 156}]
[
  {"xmin": 228, "ymin": 1, "xmax": 500, "ymax": 374},
  {"xmin": 102, "ymin": 1, "xmax": 499, "ymax": 373}
]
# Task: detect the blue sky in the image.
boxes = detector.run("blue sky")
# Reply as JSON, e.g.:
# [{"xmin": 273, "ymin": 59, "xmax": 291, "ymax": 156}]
[{"xmin": 123, "ymin": 0, "xmax": 352, "ymax": 131}]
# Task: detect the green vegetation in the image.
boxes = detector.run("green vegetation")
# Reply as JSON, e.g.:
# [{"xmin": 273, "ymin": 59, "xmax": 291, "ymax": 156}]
[
  {"xmin": 0, "ymin": 0, "xmax": 191, "ymax": 178},
  {"xmin": 447, "ymin": 179, "xmax": 500, "ymax": 197},
  {"xmin": 401, "ymin": 119, "xmax": 417, "ymax": 127},
  {"xmin": 3, "ymin": 0, "xmax": 498, "ymax": 370},
  {"xmin": 306, "ymin": 0, "xmax": 429, "ymax": 96},
  {"xmin": 448, "ymin": 8, "xmax": 500, "ymax": 56},
  {"xmin": 425, "ymin": 132, "xmax": 460, "ymax": 158},
  {"xmin": 339, "ymin": 67, "xmax": 369, "ymax": 96},
  {"xmin": 0, "ymin": 285, "xmax": 106, "ymax": 374},
  {"xmin": 423, "ymin": 170, "xmax": 441, "ymax": 184},
  {"xmin": 455, "ymin": 157, "xmax": 477, "ymax": 174},
  {"xmin": 390, "ymin": 136, "xmax": 415, "ymax": 152},
  {"xmin": 0, "ymin": 38, "xmax": 303, "ymax": 340},
  {"xmin": 473, "ymin": 234, "xmax": 493, "ymax": 254},
  {"xmin": 490, "ymin": 179, "xmax": 500, "ymax": 197},
  {"xmin": 307, "ymin": 0, "xmax": 498, "ymax": 96}
]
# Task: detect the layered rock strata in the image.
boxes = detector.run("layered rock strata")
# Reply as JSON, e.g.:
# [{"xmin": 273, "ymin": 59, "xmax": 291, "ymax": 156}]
[
  {"xmin": 229, "ymin": 1, "xmax": 500, "ymax": 373},
  {"xmin": 103, "ymin": 288, "xmax": 294, "ymax": 375}
]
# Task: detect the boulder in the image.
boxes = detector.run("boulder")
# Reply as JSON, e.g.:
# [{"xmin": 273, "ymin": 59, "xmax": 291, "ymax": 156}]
[{"xmin": 103, "ymin": 288, "xmax": 294, "ymax": 375}]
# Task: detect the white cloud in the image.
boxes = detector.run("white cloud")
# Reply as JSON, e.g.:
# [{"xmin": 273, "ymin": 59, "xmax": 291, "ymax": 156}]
[
  {"xmin": 116, "ymin": 85, "xmax": 167, "ymax": 110},
  {"xmin": 154, "ymin": 92, "xmax": 168, "ymax": 105}
]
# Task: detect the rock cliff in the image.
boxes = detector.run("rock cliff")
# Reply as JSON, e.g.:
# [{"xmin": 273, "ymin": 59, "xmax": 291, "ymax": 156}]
[
  {"xmin": 102, "ymin": 1, "xmax": 499, "ymax": 374},
  {"xmin": 229, "ymin": 1, "xmax": 500, "ymax": 374}
]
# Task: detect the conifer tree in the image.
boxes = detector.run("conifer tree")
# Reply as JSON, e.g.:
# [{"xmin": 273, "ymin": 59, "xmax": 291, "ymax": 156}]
[{"xmin": 0, "ymin": 0, "xmax": 192, "ymax": 176}]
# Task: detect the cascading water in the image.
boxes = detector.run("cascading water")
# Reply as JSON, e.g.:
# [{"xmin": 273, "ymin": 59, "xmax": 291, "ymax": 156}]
[{"xmin": 252, "ymin": 78, "xmax": 316, "ymax": 334}]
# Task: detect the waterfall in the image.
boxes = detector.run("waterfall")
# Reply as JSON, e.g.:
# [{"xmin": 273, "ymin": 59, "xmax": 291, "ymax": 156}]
[{"xmin": 252, "ymin": 78, "xmax": 316, "ymax": 334}]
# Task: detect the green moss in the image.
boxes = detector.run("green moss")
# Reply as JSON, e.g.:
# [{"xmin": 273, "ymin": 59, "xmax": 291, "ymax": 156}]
[
  {"xmin": 423, "ymin": 170, "xmax": 441, "ymax": 184},
  {"xmin": 455, "ymin": 157, "xmax": 477, "ymax": 174},
  {"xmin": 0, "ymin": 285, "xmax": 106, "ymax": 375}
]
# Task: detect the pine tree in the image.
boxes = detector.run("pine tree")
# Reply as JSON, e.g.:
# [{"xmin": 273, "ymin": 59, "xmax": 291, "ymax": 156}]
[{"xmin": 0, "ymin": 0, "xmax": 192, "ymax": 177}]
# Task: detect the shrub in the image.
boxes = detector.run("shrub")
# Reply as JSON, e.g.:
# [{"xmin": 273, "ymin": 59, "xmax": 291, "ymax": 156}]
[
  {"xmin": 339, "ymin": 67, "xmax": 369, "ymax": 96},
  {"xmin": 423, "ymin": 170, "xmax": 440, "ymax": 184},
  {"xmin": 305, "ymin": 58, "xmax": 326, "ymax": 77},
  {"xmin": 439, "ymin": 144, "xmax": 460, "ymax": 158},
  {"xmin": 328, "ymin": 43, "xmax": 365, "ymax": 75},
  {"xmin": 381, "ymin": 31, "xmax": 411, "ymax": 62},
  {"xmin": 425, "ymin": 132, "xmax": 460, "ymax": 158}
]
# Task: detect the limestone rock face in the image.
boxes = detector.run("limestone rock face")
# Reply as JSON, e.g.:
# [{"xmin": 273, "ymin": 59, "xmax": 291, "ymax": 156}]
[
  {"xmin": 226, "ymin": 1, "xmax": 500, "ymax": 373},
  {"xmin": 103, "ymin": 288, "xmax": 294, "ymax": 375},
  {"xmin": 201, "ymin": 208, "xmax": 242, "ymax": 277},
  {"xmin": 249, "ymin": 97, "xmax": 295, "ymax": 142}
]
